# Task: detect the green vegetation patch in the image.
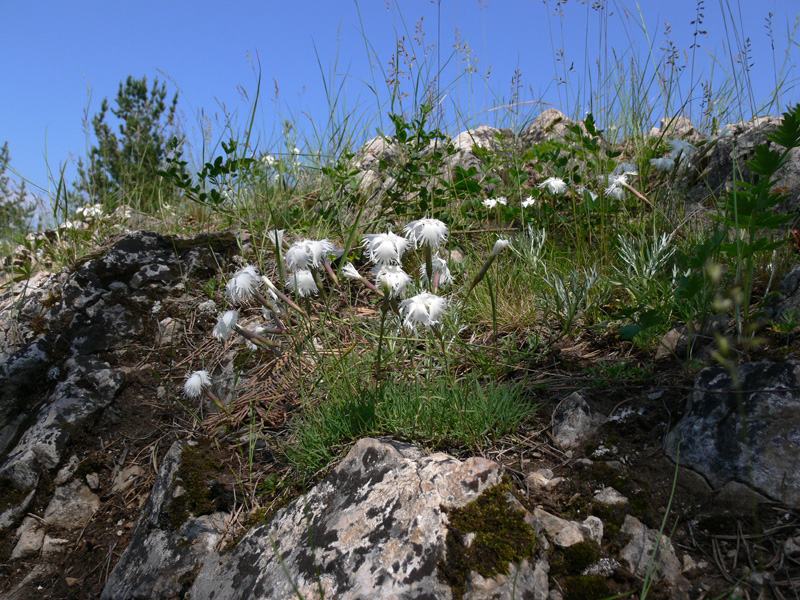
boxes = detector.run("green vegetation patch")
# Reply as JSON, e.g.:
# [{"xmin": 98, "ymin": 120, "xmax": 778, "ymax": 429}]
[
  {"xmin": 166, "ymin": 439, "xmax": 228, "ymax": 530},
  {"xmin": 563, "ymin": 574, "xmax": 611, "ymax": 600},
  {"xmin": 437, "ymin": 480, "xmax": 537, "ymax": 600}
]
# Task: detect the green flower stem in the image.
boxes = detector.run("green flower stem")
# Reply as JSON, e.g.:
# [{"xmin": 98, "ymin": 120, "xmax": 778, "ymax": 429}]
[
  {"xmin": 233, "ymin": 325, "xmax": 281, "ymax": 349},
  {"xmin": 375, "ymin": 297, "xmax": 390, "ymax": 382},
  {"xmin": 425, "ymin": 246, "xmax": 433, "ymax": 290},
  {"xmin": 202, "ymin": 388, "xmax": 227, "ymax": 412},
  {"xmin": 466, "ymin": 254, "xmax": 497, "ymax": 296},
  {"xmin": 323, "ymin": 259, "xmax": 339, "ymax": 287}
]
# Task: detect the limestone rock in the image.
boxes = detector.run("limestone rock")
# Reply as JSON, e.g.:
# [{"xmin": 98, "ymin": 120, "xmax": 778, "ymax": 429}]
[
  {"xmin": 186, "ymin": 438, "xmax": 547, "ymax": 600},
  {"xmin": 531, "ymin": 508, "xmax": 602, "ymax": 548},
  {"xmin": 593, "ymin": 487, "xmax": 628, "ymax": 505},
  {"xmin": 101, "ymin": 442, "xmax": 233, "ymax": 600},
  {"xmin": 552, "ymin": 392, "xmax": 606, "ymax": 449},
  {"xmin": 43, "ymin": 479, "xmax": 101, "ymax": 529},
  {"xmin": 10, "ymin": 516, "xmax": 44, "ymax": 560},
  {"xmin": 520, "ymin": 109, "xmax": 579, "ymax": 147},
  {"xmin": 619, "ymin": 515, "xmax": 685, "ymax": 587},
  {"xmin": 664, "ymin": 360, "xmax": 800, "ymax": 507}
]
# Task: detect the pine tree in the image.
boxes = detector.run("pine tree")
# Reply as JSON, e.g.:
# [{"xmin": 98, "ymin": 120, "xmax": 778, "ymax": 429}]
[
  {"xmin": 0, "ymin": 142, "xmax": 35, "ymax": 251},
  {"xmin": 75, "ymin": 75, "xmax": 182, "ymax": 213}
]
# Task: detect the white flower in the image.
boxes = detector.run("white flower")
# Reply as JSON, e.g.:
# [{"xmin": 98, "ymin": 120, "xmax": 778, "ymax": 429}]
[
  {"xmin": 76, "ymin": 203, "xmax": 104, "ymax": 220},
  {"xmin": 342, "ymin": 263, "xmax": 363, "ymax": 280},
  {"xmin": 482, "ymin": 196, "xmax": 508, "ymax": 209},
  {"xmin": 668, "ymin": 139, "xmax": 696, "ymax": 164},
  {"xmin": 650, "ymin": 157, "xmax": 675, "ymax": 172},
  {"xmin": 521, "ymin": 196, "xmax": 536, "ymax": 208},
  {"xmin": 492, "ymin": 238, "xmax": 510, "ymax": 257},
  {"xmin": 292, "ymin": 147, "xmax": 300, "ymax": 155},
  {"xmin": 400, "ymin": 292, "xmax": 448, "ymax": 330},
  {"xmin": 184, "ymin": 370, "xmax": 212, "ymax": 399},
  {"xmin": 286, "ymin": 269, "xmax": 318, "ymax": 297},
  {"xmin": 613, "ymin": 163, "xmax": 638, "ymax": 176},
  {"xmin": 213, "ymin": 310, "xmax": 239, "ymax": 341},
  {"xmin": 537, "ymin": 177, "xmax": 568, "ymax": 195},
  {"xmin": 375, "ymin": 265, "xmax": 411, "ymax": 299},
  {"xmin": 362, "ymin": 231, "xmax": 410, "ymax": 265},
  {"xmin": 305, "ymin": 239, "xmax": 334, "ymax": 268},
  {"xmin": 603, "ymin": 173, "xmax": 629, "ymax": 200},
  {"xmin": 266, "ymin": 229, "xmax": 284, "ymax": 248},
  {"xmin": 716, "ymin": 125, "xmax": 733, "ymax": 139},
  {"xmin": 419, "ymin": 254, "xmax": 453, "ymax": 288},
  {"xmin": 285, "ymin": 239, "xmax": 333, "ymax": 271},
  {"xmin": 576, "ymin": 186, "xmax": 598, "ymax": 201},
  {"xmin": 404, "ymin": 218, "xmax": 448, "ymax": 250},
  {"xmin": 261, "ymin": 154, "xmax": 276, "ymax": 167},
  {"xmin": 226, "ymin": 265, "xmax": 260, "ymax": 304}
]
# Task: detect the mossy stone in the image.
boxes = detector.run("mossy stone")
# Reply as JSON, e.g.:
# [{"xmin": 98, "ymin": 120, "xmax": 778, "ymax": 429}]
[
  {"xmin": 437, "ymin": 480, "xmax": 537, "ymax": 600},
  {"xmin": 166, "ymin": 439, "xmax": 228, "ymax": 530},
  {"xmin": 564, "ymin": 574, "xmax": 611, "ymax": 600}
]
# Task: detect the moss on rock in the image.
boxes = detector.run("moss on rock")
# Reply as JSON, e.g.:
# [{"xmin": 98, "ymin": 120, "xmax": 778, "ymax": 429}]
[
  {"xmin": 166, "ymin": 439, "xmax": 229, "ymax": 530},
  {"xmin": 437, "ymin": 479, "xmax": 537, "ymax": 600}
]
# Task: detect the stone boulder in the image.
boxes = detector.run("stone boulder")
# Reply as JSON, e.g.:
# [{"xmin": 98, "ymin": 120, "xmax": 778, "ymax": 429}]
[
  {"xmin": 684, "ymin": 116, "xmax": 800, "ymax": 215},
  {"xmin": 101, "ymin": 441, "xmax": 234, "ymax": 600},
  {"xmin": 664, "ymin": 360, "xmax": 800, "ymax": 507},
  {"xmin": 183, "ymin": 438, "xmax": 548, "ymax": 600},
  {"xmin": 519, "ymin": 109, "xmax": 579, "ymax": 147}
]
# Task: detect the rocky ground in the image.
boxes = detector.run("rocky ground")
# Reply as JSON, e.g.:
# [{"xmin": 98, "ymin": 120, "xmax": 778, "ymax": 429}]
[{"xmin": 1, "ymin": 112, "xmax": 800, "ymax": 599}]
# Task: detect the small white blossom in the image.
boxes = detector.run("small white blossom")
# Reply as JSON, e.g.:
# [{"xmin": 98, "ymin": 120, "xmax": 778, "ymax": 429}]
[
  {"xmin": 492, "ymin": 238, "xmax": 510, "ymax": 257},
  {"xmin": 286, "ymin": 269, "xmax": 318, "ymax": 297},
  {"xmin": 576, "ymin": 186, "xmax": 599, "ymax": 201},
  {"xmin": 375, "ymin": 264, "xmax": 411, "ymax": 299},
  {"xmin": 362, "ymin": 231, "xmax": 410, "ymax": 265},
  {"xmin": 603, "ymin": 173, "xmax": 630, "ymax": 200},
  {"xmin": 521, "ymin": 196, "xmax": 536, "ymax": 208},
  {"xmin": 292, "ymin": 147, "xmax": 300, "ymax": 155},
  {"xmin": 342, "ymin": 263, "xmax": 363, "ymax": 280},
  {"xmin": 400, "ymin": 292, "xmax": 448, "ymax": 330},
  {"xmin": 482, "ymin": 196, "xmax": 508, "ymax": 209},
  {"xmin": 184, "ymin": 370, "xmax": 212, "ymax": 399},
  {"xmin": 261, "ymin": 154, "xmax": 276, "ymax": 167},
  {"xmin": 650, "ymin": 157, "xmax": 675, "ymax": 172},
  {"xmin": 613, "ymin": 163, "xmax": 638, "ymax": 176},
  {"xmin": 266, "ymin": 229, "xmax": 284, "ymax": 249},
  {"xmin": 404, "ymin": 218, "xmax": 449, "ymax": 250},
  {"xmin": 668, "ymin": 139, "xmax": 696, "ymax": 164},
  {"xmin": 537, "ymin": 177, "xmax": 568, "ymax": 195},
  {"xmin": 419, "ymin": 255, "xmax": 453, "ymax": 288},
  {"xmin": 226, "ymin": 265, "xmax": 260, "ymax": 304},
  {"xmin": 213, "ymin": 310, "xmax": 239, "ymax": 341},
  {"xmin": 285, "ymin": 239, "xmax": 333, "ymax": 271}
]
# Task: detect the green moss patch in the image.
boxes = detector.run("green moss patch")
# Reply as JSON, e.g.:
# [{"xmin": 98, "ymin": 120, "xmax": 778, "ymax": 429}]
[
  {"xmin": 437, "ymin": 480, "xmax": 537, "ymax": 600},
  {"xmin": 563, "ymin": 574, "xmax": 611, "ymax": 600},
  {"xmin": 166, "ymin": 439, "xmax": 230, "ymax": 530}
]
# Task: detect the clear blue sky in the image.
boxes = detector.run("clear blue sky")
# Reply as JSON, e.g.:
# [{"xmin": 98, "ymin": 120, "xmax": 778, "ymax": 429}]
[{"xmin": 2, "ymin": 0, "xmax": 798, "ymax": 199}]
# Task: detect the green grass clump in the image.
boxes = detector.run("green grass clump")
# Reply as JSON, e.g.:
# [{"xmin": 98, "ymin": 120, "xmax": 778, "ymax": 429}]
[{"xmin": 284, "ymin": 376, "xmax": 536, "ymax": 475}]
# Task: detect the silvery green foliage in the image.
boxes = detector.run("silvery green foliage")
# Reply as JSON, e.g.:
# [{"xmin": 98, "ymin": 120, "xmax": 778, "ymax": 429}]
[
  {"xmin": 540, "ymin": 265, "xmax": 601, "ymax": 334},
  {"xmin": 511, "ymin": 226, "xmax": 547, "ymax": 272},
  {"xmin": 612, "ymin": 232, "xmax": 676, "ymax": 306}
]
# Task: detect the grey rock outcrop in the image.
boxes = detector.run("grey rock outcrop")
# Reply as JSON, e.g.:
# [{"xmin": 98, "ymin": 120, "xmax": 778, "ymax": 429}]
[
  {"xmin": 101, "ymin": 441, "xmax": 234, "ymax": 600},
  {"xmin": 0, "ymin": 230, "xmax": 239, "ymax": 532},
  {"xmin": 664, "ymin": 360, "xmax": 800, "ymax": 507},
  {"xmin": 684, "ymin": 116, "xmax": 800, "ymax": 214},
  {"xmin": 520, "ymin": 109, "xmax": 579, "ymax": 147},
  {"xmin": 186, "ymin": 438, "xmax": 547, "ymax": 600}
]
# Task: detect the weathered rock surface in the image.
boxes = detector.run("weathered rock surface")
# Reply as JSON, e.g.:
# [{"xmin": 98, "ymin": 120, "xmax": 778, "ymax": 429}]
[
  {"xmin": 101, "ymin": 441, "xmax": 233, "ymax": 600},
  {"xmin": 620, "ymin": 515, "xmax": 687, "ymax": 589},
  {"xmin": 186, "ymin": 438, "xmax": 546, "ymax": 600},
  {"xmin": 552, "ymin": 391, "xmax": 606, "ymax": 450},
  {"xmin": 664, "ymin": 360, "xmax": 800, "ymax": 507},
  {"xmin": 0, "ymin": 230, "xmax": 239, "ymax": 546},
  {"xmin": 684, "ymin": 116, "xmax": 800, "ymax": 214}
]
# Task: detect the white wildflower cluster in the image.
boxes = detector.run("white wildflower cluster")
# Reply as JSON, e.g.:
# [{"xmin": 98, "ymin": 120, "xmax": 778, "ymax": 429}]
[
  {"xmin": 284, "ymin": 238, "xmax": 334, "ymax": 297},
  {"xmin": 537, "ymin": 177, "xmax": 568, "ymax": 195},
  {"xmin": 482, "ymin": 196, "xmax": 507, "ymax": 209},
  {"xmin": 261, "ymin": 153, "xmax": 276, "ymax": 168},
  {"xmin": 75, "ymin": 203, "xmax": 104, "ymax": 220},
  {"xmin": 355, "ymin": 218, "xmax": 452, "ymax": 329}
]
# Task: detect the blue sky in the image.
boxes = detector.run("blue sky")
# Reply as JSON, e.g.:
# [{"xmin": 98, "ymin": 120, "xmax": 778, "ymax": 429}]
[{"xmin": 2, "ymin": 0, "xmax": 798, "ymax": 199}]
